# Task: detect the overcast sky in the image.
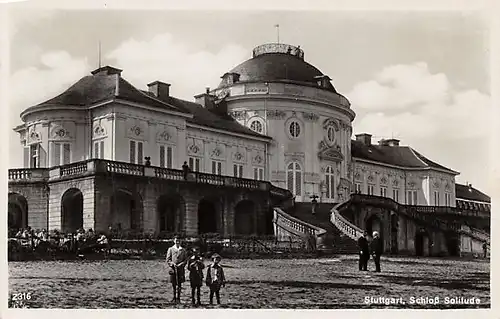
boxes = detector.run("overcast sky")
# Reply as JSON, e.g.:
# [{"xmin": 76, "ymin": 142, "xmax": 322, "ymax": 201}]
[{"xmin": 7, "ymin": 8, "xmax": 491, "ymax": 194}]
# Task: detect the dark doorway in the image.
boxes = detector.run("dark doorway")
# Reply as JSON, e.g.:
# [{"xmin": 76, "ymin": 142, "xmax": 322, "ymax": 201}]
[
  {"xmin": 415, "ymin": 229, "xmax": 430, "ymax": 256},
  {"xmin": 8, "ymin": 193, "xmax": 28, "ymax": 230},
  {"xmin": 366, "ymin": 214, "xmax": 383, "ymax": 240},
  {"xmin": 234, "ymin": 200, "xmax": 256, "ymax": 235},
  {"xmin": 61, "ymin": 188, "xmax": 84, "ymax": 233},
  {"xmin": 390, "ymin": 213, "xmax": 399, "ymax": 254},
  {"xmin": 157, "ymin": 194, "xmax": 185, "ymax": 233},
  {"xmin": 110, "ymin": 189, "xmax": 143, "ymax": 231},
  {"xmin": 446, "ymin": 234, "xmax": 460, "ymax": 257},
  {"xmin": 198, "ymin": 199, "xmax": 218, "ymax": 234}
]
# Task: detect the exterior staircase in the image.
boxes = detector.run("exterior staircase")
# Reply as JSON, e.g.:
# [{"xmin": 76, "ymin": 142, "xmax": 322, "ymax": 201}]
[{"xmin": 284, "ymin": 202, "xmax": 359, "ymax": 254}]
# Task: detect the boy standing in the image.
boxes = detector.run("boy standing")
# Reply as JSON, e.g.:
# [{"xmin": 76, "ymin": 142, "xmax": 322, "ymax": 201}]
[
  {"xmin": 166, "ymin": 236, "xmax": 188, "ymax": 303},
  {"xmin": 187, "ymin": 247, "xmax": 205, "ymax": 306},
  {"xmin": 205, "ymin": 253, "xmax": 226, "ymax": 305}
]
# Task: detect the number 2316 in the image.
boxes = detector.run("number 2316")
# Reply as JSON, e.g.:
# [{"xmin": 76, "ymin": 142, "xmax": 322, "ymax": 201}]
[{"xmin": 12, "ymin": 293, "xmax": 31, "ymax": 300}]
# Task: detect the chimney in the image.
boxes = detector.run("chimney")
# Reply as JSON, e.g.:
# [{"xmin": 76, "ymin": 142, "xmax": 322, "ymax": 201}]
[
  {"xmin": 378, "ymin": 138, "xmax": 400, "ymax": 147},
  {"xmin": 91, "ymin": 65, "xmax": 123, "ymax": 76},
  {"xmin": 194, "ymin": 91, "xmax": 213, "ymax": 108},
  {"xmin": 147, "ymin": 81, "xmax": 171, "ymax": 99},
  {"xmin": 356, "ymin": 133, "xmax": 372, "ymax": 146}
]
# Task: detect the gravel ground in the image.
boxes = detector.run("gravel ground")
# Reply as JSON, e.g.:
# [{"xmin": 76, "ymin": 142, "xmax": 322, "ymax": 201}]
[{"xmin": 8, "ymin": 255, "xmax": 489, "ymax": 309}]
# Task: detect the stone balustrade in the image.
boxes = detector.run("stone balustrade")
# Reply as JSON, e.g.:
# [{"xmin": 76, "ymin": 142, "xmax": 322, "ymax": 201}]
[
  {"xmin": 8, "ymin": 159, "xmax": 292, "ymax": 200},
  {"xmin": 273, "ymin": 207, "xmax": 325, "ymax": 238},
  {"xmin": 330, "ymin": 203, "xmax": 364, "ymax": 241}
]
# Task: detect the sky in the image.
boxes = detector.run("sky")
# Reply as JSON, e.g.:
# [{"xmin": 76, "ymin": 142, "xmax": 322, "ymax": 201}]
[{"xmin": 6, "ymin": 8, "xmax": 492, "ymax": 194}]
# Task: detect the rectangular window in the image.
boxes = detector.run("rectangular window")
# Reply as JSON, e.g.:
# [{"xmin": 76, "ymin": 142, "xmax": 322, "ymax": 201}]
[
  {"xmin": 23, "ymin": 147, "xmax": 29, "ymax": 167},
  {"xmin": 129, "ymin": 140, "xmax": 143, "ymax": 164},
  {"xmin": 54, "ymin": 143, "xmax": 61, "ymax": 165},
  {"xmin": 234, "ymin": 164, "xmax": 243, "ymax": 178},
  {"xmin": 380, "ymin": 187, "xmax": 387, "ymax": 197},
  {"xmin": 253, "ymin": 167, "xmax": 264, "ymax": 180},
  {"xmin": 367, "ymin": 185, "xmax": 374, "ymax": 195},
  {"xmin": 52, "ymin": 143, "xmax": 71, "ymax": 166},
  {"xmin": 445, "ymin": 193, "xmax": 451, "ymax": 206},
  {"xmin": 434, "ymin": 191, "xmax": 440, "ymax": 206},
  {"xmin": 392, "ymin": 189, "xmax": 399, "ymax": 202},
  {"xmin": 407, "ymin": 190, "xmax": 417, "ymax": 205},
  {"xmin": 159, "ymin": 146, "xmax": 165, "ymax": 167},
  {"xmin": 94, "ymin": 141, "xmax": 105, "ymax": 159},
  {"xmin": 355, "ymin": 183, "xmax": 362, "ymax": 193},
  {"xmin": 212, "ymin": 161, "xmax": 222, "ymax": 175},
  {"xmin": 189, "ymin": 157, "xmax": 200, "ymax": 172},
  {"xmin": 30, "ymin": 144, "xmax": 39, "ymax": 168}
]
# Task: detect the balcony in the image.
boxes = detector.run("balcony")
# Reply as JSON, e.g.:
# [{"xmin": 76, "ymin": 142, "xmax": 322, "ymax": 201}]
[{"xmin": 8, "ymin": 159, "xmax": 291, "ymax": 198}]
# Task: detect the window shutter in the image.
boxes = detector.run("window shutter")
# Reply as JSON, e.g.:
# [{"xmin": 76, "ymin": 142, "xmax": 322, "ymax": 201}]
[
  {"xmin": 137, "ymin": 142, "xmax": 143, "ymax": 165},
  {"xmin": 195, "ymin": 158, "xmax": 200, "ymax": 171},
  {"xmin": 39, "ymin": 145, "xmax": 47, "ymax": 167},
  {"xmin": 23, "ymin": 147, "xmax": 29, "ymax": 167},
  {"xmin": 100, "ymin": 141, "xmax": 104, "ymax": 159},
  {"xmin": 94, "ymin": 142, "xmax": 99, "ymax": 159},
  {"xmin": 159, "ymin": 146, "xmax": 165, "ymax": 167},
  {"xmin": 53, "ymin": 143, "xmax": 61, "ymax": 166},
  {"xmin": 254, "ymin": 168, "xmax": 258, "ymax": 180},
  {"xmin": 63, "ymin": 143, "xmax": 71, "ymax": 164},
  {"xmin": 212, "ymin": 161, "xmax": 216, "ymax": 174},
  {"xmin": 259, "ymin": 168, "xmax": 264, "ymax": 180},
  {"xmin": 167, "ymin": 147, "xmax": 173, "ymax": 168},
  {"xmin": 129, "ymin": 141, "xmax": 136, "ymax": 163},
  {"xmin": 233, "ymin": 164, "xmax": 237, "ymax": 177},
  {"xmin": 239, "ymin": 165, "xmax": 243, "ymax": 178},
  {"xmin": 217, "ymin": 162, "xmax": 222, "ymax": 175}
]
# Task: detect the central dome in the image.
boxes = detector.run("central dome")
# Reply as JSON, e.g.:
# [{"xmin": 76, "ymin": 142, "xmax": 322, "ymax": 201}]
[{"xmin": 217, "ymin": 43, "xmax": 336, "ymax": 93}]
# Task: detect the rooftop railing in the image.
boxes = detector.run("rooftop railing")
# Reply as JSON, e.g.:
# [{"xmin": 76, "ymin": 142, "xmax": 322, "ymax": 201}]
[{"xmin": 252, "ymin": 43, "xmax": 304, "ymax": 60}]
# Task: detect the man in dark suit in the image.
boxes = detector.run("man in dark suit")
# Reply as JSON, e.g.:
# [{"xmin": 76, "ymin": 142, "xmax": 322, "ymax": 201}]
[
  {"xmin": 358, "ymin": 231, "xmax": 370, "ymax": 271},
  {"xmin": 370, "ymin": 231, "xmax": 383, "ymax": 272}
]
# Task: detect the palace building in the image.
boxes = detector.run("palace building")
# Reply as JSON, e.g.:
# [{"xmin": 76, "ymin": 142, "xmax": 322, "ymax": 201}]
[{"xmin": 8, "ymin": 43, "xmax": 490, "ymax": 256}]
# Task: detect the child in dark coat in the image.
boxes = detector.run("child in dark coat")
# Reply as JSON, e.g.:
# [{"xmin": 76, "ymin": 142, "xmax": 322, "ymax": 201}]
[
  {"xmin": 187, "ymin": 247, "xmax": 205, "ymax": 306},
  {"xmin": 205, "ymin": 253, "xmax": 226, "ymax": 305}
]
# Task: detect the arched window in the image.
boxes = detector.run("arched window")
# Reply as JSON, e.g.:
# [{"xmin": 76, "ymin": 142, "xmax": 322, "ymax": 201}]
[
  {"xmin": 327, "ymin": 126, "xmax": 335, "ymax": 144},
  {"xmin": 325, "ymin": 166, "xmax": 335, "ymax": 199},
  {"xmin": 289, "ymin": 121, "xmax": 301, "ymax": 138},
  {"xmin": 287, "ymin": 162, "xmax": 302, "ymax": 198},
  {"xmin": 250, "ymin": 119, "xmax": 263, "ymax": 133}
]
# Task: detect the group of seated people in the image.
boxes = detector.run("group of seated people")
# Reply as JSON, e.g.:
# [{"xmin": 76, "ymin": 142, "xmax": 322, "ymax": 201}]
[{"xmin": 10, "ymin": 226, "xmax": 110, "ymax": 254}]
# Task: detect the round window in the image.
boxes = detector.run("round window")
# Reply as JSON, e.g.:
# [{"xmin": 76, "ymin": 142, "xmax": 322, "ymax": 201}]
[
  {"xmin": 250, "ymin": 120, "xmax": 263, "ymax": 133},
  {"xmin": 289, "ymin": 121, "xmax": 301, "ymax": 138}
]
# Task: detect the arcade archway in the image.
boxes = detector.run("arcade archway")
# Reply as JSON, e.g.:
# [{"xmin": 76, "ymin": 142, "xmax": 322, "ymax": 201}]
[
  {"xmin": 366, "ymin": 214, "xmax": 383, "ymax": 249},
  {"xmin": 8, "ymin": 193, "xmax": 28, "ymax": 231},
  {"xmin": 157, "ymin": 193, "xmax": 185, "ymax": 233},
  {"xmin": 234, "ymin": 200, "xmax": 256, "ymax": 235},
  {"xmin": 390, "ymin": 212, "xmax": 399, "ymax": 254},
  {"xmin": 110, "ymin": 189, "xmax": 143, "ymax": 231},
  {"xmin": 61, "ymin": 188, "xmax": 84, "ymax": 233},
  {"xmin": 415, "ymin": 228, "xmax": 431, "ymax": 256},
  {"xmin": 198, "ymin": 198, "xmax": 218, "ymax": 234}
]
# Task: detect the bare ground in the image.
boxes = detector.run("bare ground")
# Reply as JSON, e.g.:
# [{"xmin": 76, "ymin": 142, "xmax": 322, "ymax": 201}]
[{"xmin": 8, "ymin": 255, "xmax": 489, "ymax": 309}]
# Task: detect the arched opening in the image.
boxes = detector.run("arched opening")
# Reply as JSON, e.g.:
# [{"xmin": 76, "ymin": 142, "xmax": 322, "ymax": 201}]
[
  {"xmin": 198, "ymin": 198, "xmax": 218, "ymax": 234},
  {"xmin": 61, "ymin": 188, "xmax": 84, "ymax": 233},
  {"xmin": 110, "ymin": 189, "xmax": 143, "ymax": 231},
  {"xmin": 234, "ymin": 200, "xmax": 257, "ymax": 235},
  {"xmin": 366, "ymin": 214, "xmax": 383, "ymax": 248},
  {"xmin": 390, "ymin": 212, "xmax": 399, "ymax": 254},
  {"xmin": 415, "ymin": 228, "xmax": 430, "ymax": 256},
  {"xmin": 8, "ymin": 193, "xmax": 28, "ymax": 231},
  {"xmin": 286, "ymin": 162, "xmax": 302, "ymax": 201},
  {"xmin": 157, "ymin": 194, "xmax": 185, "ymax": 233}
]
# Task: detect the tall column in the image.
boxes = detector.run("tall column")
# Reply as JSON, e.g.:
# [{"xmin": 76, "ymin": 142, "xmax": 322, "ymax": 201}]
[
  {"xmin": 142, "ymin": 183, "xmax": 157, "ymax": 234},
  {"xmin": 183, "ymin": 192, "xmax": 199, "ymax": 236}
]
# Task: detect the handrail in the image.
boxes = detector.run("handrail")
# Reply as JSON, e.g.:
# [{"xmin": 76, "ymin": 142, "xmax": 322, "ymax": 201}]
[
  {"xmin": 273, "ymin": 207, "xmax": 326, "ymax": 238},
  {"xmin": 330, "ymin": 201, "xmax": 364, "ymax": 241}
]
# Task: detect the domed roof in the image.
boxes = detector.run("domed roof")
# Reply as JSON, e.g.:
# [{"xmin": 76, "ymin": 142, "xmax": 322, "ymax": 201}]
[{"xmin": 218, "ymin": 43, "xmax": 336, "ymax": 93}]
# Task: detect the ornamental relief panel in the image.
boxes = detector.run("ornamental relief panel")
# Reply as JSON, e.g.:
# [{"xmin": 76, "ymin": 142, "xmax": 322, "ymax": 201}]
[
  {"xmin": 251, "ymin": 151, "xmax": 265, "ymax": 166},
  {"xmin": 266, "ymin": 110, "xmax": 287, "ymax": 120},
  {"xmin": 230, "ymin": 110, "xmax": 248, "ymax": 121},
  {"xmin": 209, "ymin": 143, "xmax": 226, "ymax": 160},
  {"xmin": 284, "ymin": 152, "xmax": 305, "ymax": 163},
  {"xmin": 50, "ymin": 123, "xmax": 74, "ymax": 140},
  {"xmin": 304, "ymin": 172, "xmax": 320, "ymax": 183},
  {"xmin": 93, "ymin": 125, "xmax": 106, "ymax": 139},
  {"xmin": 27, "ymin": 126, "xmax": 42, "ymax": 144},
  {"xmin": 233, "ymin": 147, "xmax": 247, "ymax": 163},
  {"xmin": 301, "ymin": 111, "xmax": 319, "ymax": 122},
  {"xmin": 126, "ymin": 120, "xmax": 147, "ymax": 140},
  {"xmin": 187, "ymin": 138, "xmax": 204, "ymax": 157},
  {"xmin": 156, "ymin": 126, "xmax": 176, "ymax": 145}
]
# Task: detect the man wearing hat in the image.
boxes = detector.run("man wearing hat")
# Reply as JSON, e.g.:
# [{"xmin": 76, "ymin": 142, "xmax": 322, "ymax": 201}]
[
  {"xmin": 357, "ymin": 231, "xmax": 370, "ymax": 271},
  {"xmin": 205, "ymin": 253, "xmax": 226, "ymax": 305},
  {"xmin": 370, "ymin": 231, "xmax": 383, "ymax": 272},
  {"xmin": 166, "ymin": 236, "xmax": 188, "ymax": 303},
  {"xmin": 188, "ymin": 246, "xmax": 205, "ymax": 306}
]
